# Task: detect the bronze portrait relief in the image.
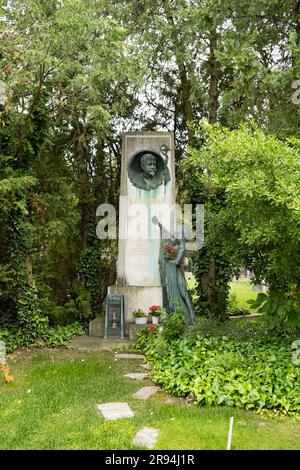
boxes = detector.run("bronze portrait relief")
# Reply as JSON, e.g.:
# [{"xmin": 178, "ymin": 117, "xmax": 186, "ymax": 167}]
[{"xmin": 127, "ymin": 146, "xmax": 171, "ymax": 191}]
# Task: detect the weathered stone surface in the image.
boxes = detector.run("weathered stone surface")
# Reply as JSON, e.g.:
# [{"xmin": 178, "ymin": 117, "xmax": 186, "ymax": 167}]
[
  {"xmin": 96, "ymin": 402, "xmax": 134, "ymax": 420},
  {"xmin": 68, "ymin": 335, "xmax": 134, "ymax": 352},
  {"xmin": 108, "ymin": 132, "xmax": 175, "ymax": 322},
  {"xmin": 129, "ymin": 322, "xmax": 149, "ymax": 341},
  {"xmin": 132, "ymin": 427, "xmax": 159, "ymax": 449},
  {"xmin": 89, "ymin": 317, "xmax": 104, "ymax": 337},
  {"xmin": 118, "ymin": 132, "xmax": 175, "ymax": 288},
  {"xmin": 133, "ymin": 386, "xmax": 160, "ymax": 400},
  {"xmin": 140, "ymin": 363, "xmax": 152, "ymax": 371},
  {"xmin": 124, "ymin": 373, "xmax": 148, "ymax": 380},
  {"xmin": 115, "ymin": 353, "xmax": 145, "ymax": 360},
  {"xmin": 109, "ymin": 285, "xmax": 163, "ymax": 325},
  {"xmin": 0, "ymin": 341, "xmax": 6, "ymax": 364}
]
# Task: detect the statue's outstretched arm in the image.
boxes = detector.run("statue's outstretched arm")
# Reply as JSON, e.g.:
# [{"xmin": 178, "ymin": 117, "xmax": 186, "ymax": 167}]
[{"xmin": 152, "ymin": 216, "xmax": 172, "ymax": 240}]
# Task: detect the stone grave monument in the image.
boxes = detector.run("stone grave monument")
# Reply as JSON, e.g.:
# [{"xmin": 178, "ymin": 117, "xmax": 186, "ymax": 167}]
[
  {"xmin": 90, "ymin": 131, "xmax": 175, "ymax": 337},
  {"xmin": 110, "ymin": 131, "xmax": 176, "ymax": 324}
]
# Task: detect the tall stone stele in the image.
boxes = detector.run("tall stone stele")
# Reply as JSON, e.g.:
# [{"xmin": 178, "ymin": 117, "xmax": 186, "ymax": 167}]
[{"xmin": 109, "ymin": 131, "xmax": 176, "ymax": 327}]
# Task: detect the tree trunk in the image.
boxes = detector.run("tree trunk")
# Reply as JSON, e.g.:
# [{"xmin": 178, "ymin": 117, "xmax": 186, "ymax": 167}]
[
  {"xmin": 179, "ymin": 65, "xmax": 194, "ymax": 146},
  {"xmin": 25, "ymin": 255, "xmax": 33, "ymax": 284},
  {"xmin": 208, "ymin": 30, "xmax": 219, "ymax": 124},
  {"xmin": 77, "ymin": 132, "xmax": 91, "ymax": 251},
  {"xmin": 162, "ymin": 0, "xmax": 194, "ymax": 146}
]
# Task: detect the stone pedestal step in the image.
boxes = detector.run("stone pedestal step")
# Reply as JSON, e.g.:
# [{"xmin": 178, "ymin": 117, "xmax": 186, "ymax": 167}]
[
  {"xmin": 96, "ymin": 402, "xmax": 134, "ymax": 420},
  {"xmin": 140, "ymin": 363, "xmax": 152, "ymax": 371},
  {"xmin": 115, "ymin": 353, "xmax": 145, "ymax": 360},
  {"xmin": 133, "ymin": 427, "xmax": 159, "ymax": 449},
  {"xmin": 133, "ymin": 386, "xmax": 160, "ymax": 400},
  {"xmin": 124, "ymin": 373, "xmax": 148, "ymax": 380}
]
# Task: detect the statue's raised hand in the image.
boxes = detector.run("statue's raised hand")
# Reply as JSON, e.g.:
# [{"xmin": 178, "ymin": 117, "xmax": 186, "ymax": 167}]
[{"xmin": 152, "ymin": 216, "xmax": 162, "ymax": 228}]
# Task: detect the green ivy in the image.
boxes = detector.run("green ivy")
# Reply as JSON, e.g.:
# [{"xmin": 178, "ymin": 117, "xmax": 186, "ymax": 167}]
[
  {"xmin": 17, "ymin": 282, "xmax": 49, "ymax": 344},
  {"xmin": 137, "ymin": 323, "xmax": 300, "ymax": 415},
  {"xmin": 0, "ymin": 322, "xmax": 85, "ymax": 353},
  {"xmin": 77, "ymin": 246, "xmax": 101, "ymax": 318}
]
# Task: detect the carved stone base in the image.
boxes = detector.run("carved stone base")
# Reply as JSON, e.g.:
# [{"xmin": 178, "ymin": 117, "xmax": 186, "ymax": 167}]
[
  {"xmin": 108, "ymin": 285, "xmax": 163, "ymax": 322},
  {"xmin": 89, "ymin": 317, "xmax": 131, "ymax": 338}
]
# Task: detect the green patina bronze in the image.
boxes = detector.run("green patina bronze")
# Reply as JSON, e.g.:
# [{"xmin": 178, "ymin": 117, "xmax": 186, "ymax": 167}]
[
  {"xmin": 104, "ymin": 294, "xmax": 125, "ymax": 339},
  {"xmin": 152, "ymin": 216, "xmax": 195, "ymax": 324},
  {"xmin": 127, "ymin": 145, "xmax": 171, "ymax": 191}
]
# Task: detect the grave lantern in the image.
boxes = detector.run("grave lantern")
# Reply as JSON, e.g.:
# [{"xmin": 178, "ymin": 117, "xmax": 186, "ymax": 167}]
[{"xmin": 104, "ymin": 294, "xmax": 125, "ymax": 339}]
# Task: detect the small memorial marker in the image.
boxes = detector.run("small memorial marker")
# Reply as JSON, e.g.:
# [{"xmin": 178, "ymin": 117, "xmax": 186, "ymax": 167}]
[
  {"xmin": 133, "ymin": 386, "xmax": 160, "ymax": 400},
  {"xmin": 133, "ymin": 427, "xmax": 159, "ymax": 449},
  {"xmin": 124, "ymin": 373, "xmax": 148, "ymax": 380},
  {"xmin": 96, "ymin": 402, "xmax": 134, "ymax": 420}
]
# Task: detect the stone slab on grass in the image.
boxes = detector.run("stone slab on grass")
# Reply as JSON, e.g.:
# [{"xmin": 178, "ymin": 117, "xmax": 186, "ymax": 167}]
[
  {"xmin": 133, "ymin": 386, "xmax": 160, "ymax": 400},
  {"xmin": 96, "ymin": 402, "xmax": 134, "ymax": 420},
  {"xmin": 140, "ymin": 363, "xmax": 152, "ymax": 371},
  {"xmin": 115, "ymin": 353, "xmax": 145, "ymax": 360},
  {"xmin": 124, "ymin": 373, "xmax": 148, "ymax": 380},
  {"xmin": 133, "ymin": 427, "xmax": 159, "ymax": 449}
]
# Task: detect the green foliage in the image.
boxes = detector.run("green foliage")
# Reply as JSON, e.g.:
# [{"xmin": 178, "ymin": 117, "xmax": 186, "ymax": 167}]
[
  {"xmin": 17, "ymin": 283, "xmax": 49, "ymax": 344},
  {"xmin": 0, "ymin": 327, "xmax": 25, "ymax": 353},
  {"xmin": 227, "ymin": 292, "xmax": 250, "ymax": 316},
  {"xmin": 138, "ymin": 323, "xmax": 300, "ymax": 415},
  {"xmin": 160, "ymin": 312, "xmax": 186, "ymax": 342},
  {"xmin": 0, "ymin": 0, "xmax": 141, "ymax": 331},
  {"xmin": 248, "ymin": 291, "xmax": 300, "ymax": 330},
  {"xmin": 0, "ymin": 322, "xmax": 85, "ymax": 353},
  {"xmin": 77, "ymin": 247, "xmax": 102, "ymax": 318},
  {"xmin": 40, "ymin": 289, "xmax": 91, "ymax": 326},
  {"xmin": 41, "ymin": 322, "xmax": 85, "ymax": 347},
  {"xmin": 191, "ymin": 246, "xmax": 232, "ymax": 319},
  {"xmin": 185, "ymin": 123, "xmax": 300, "ymax": 325},
  {"xmin": 188, "ymin": 317, "xmax": 277, "ymax": 342}
]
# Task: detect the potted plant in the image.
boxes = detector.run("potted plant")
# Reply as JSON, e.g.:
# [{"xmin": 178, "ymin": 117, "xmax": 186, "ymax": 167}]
[
  {"xmin": 133, "ymin": 309, "xmax": 148, "ymax": 324},
  {"xmin": 149, "ymin": 305, "xmax": 162, "ymax": 324}
]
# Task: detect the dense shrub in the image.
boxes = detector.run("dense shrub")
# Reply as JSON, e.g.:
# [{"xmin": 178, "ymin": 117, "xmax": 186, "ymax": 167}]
[
  {"xmin": 0, "ymin": 322, "xmax": 85, "ymax": 353},
  {"xmin": 136, "ymin": 320, "xmax": 300, "ymax": 415},
  {"xmin": 42, "ymin": 323, "xmax": 85, "ymax": 347}
]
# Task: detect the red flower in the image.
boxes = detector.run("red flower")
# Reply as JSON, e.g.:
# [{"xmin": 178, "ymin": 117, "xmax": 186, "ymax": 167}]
[
  {"xmin": 149, "ymin": 305, "xmax": 161, "ymax": 312},
  {"xmin": 150, "ymin": 325, "xmax": 157, "ymax": 331}
]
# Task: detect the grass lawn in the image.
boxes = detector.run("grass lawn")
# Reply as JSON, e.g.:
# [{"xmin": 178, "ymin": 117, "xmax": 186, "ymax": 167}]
[
  {"xmin": 229, "ymin": 280, "xmax": 259, "ymax": 312},
  {"xmin": 1, "ymin": 348, "xmax": 299, "ymax": 450},
  {"xmin": 187, "ymin": 274, "xmax": 259, "ymax": 313}
]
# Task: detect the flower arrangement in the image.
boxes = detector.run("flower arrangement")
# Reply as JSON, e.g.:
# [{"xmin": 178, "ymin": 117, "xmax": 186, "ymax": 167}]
[
  {"xmin": 164, "ymin": 243, "xmax": 177, "ymax": 260},
  {"xmin": 133, "ymin": 309, "xmax": 147, "ymax": 318},
  {"xmin": 149, "ymin": 305, "xmax": 162, "ymax": 317},
  {"xmin": 149, "ymin": 325, "xmax": 158, "ymax": 333}
]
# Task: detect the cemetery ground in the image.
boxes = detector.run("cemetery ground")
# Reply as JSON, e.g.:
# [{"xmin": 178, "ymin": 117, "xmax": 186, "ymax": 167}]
[{"xmin": 0, "ymin": 347, "xmax": 300, "ymax": 450}]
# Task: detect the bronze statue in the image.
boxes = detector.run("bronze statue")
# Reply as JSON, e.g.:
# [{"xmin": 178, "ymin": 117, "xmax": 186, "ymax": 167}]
[{"xmin": 152, "ymin": 216, "xmax": 195, "ymax": 324}]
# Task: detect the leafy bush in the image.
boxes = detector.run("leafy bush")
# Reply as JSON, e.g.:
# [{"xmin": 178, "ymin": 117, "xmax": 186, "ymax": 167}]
[
  {"xmin": 160, "ymin": 312, "xmax": 186, "ymax": 342},
  {"xmin": 40, "ymin": 288, "xmax": 91, "ymax": 326},
  {"xmin": 41, "ymin": 322, "xmax": 85, "ymax": 347},
  {"xmin": 137, "ymin": 321, "xmax": 300, "ymax": 415},
  {"xmin": 0, "ymin": 322, "xmax": 85, "ymax": 353},
  {"xmin": 185, "ymin": 124, "xmax": 300, "ymax": 323},
  {"xmin": 17, "ymin": 283, "xmax": 49, "ymax": 344},
  {"xmin": 227, "ymin": 292, "xmax": 238, "ymax": 312},
  {"xmin": 0, "ymin": 327, "xmax": 26, "ymax": 353},
  {"xmin": 248, "ymin": 291, "xmax": 300, "ymax": 330}
]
